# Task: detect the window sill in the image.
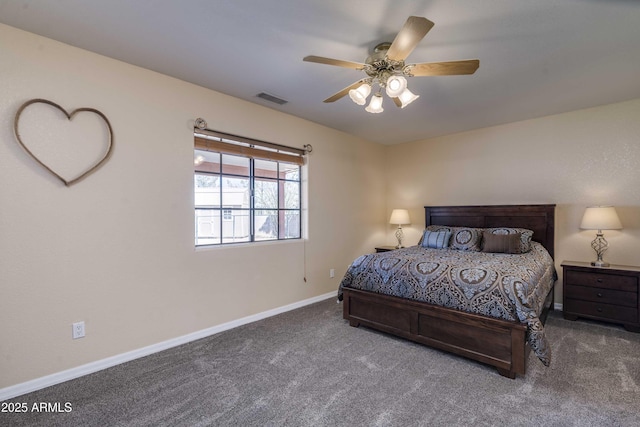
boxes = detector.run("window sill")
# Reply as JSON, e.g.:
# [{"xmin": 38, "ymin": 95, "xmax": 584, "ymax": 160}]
[{"xmin": 194, "ymin": 238, "xmax": 304, "ymax": 252}]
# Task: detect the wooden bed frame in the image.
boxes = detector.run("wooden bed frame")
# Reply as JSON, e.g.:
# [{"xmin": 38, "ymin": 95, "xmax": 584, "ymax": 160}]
[{"xmin": 342, "ymin": 204, "xmax": 556, "ymax": 379}]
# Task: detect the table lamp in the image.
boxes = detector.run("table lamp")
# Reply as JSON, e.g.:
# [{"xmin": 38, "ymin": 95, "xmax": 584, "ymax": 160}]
[
  {"xmin": 390, "ymin": 209, "xmax": 411, "ymax": 248},
  {"xmin": 580, "ymin": 206, "xmax": 622, "ymax": 267}
]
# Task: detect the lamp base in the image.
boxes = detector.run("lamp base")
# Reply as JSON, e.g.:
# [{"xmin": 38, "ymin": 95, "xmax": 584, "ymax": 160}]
[
  {"xmin": 395, "ymin": 226, "xmax": 404, "ymax": 249},
  {"xmin": 590, "ymin": 231, "xmax": 610, "ymax": 268}
]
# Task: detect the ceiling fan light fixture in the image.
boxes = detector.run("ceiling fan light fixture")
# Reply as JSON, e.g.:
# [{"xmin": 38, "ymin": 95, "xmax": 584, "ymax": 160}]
[
  {"xmin": 304, "ymin": 16, "xmax": 479, "ymax": 113},
  {"xmin": 348, "ymin": 83, "xmax": 371, "ymax": 105},
  {"xmin": 385, "ymin": 75, "xmax": 407, "ymax": 98},
  {"xmin": 398, "ymin": 88, "xmax": 419, "ymax": 108},
  {"xmin": 365, "ymin": 92, "xmax": 384, "ymax": 113}
]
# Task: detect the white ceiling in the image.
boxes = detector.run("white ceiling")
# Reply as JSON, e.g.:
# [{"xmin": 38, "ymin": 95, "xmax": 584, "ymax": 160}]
[{"xmin": 1, "ymin": 0, "xmax": 639, "ymax": 145}]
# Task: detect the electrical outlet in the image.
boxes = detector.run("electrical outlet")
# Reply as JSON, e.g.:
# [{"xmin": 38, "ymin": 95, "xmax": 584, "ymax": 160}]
[
  {"xmin": 330, "ymin": 268, "xmax": 335, "ymax": 278},
  {"xmin": 72, "ymin": 321, "xmax": 85, "ymax": 339}
]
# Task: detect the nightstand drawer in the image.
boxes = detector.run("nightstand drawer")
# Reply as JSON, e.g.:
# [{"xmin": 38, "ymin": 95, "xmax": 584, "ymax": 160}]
[
  {"xmin": 564, "ymin": 270, "xmax": 637, "ymax": 292},
  {"xmin": 564, "ymin": 298, "xmax": 638, "ymax": 323},
  {"xmin": 564, "ymin": 284, "xmax": 637, "ymax": 308}
]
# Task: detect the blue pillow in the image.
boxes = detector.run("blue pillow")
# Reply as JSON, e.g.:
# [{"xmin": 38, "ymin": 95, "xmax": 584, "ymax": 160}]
[{"xmin": 421, "ymin": 230, "xmax": 452, "ymax": 249}]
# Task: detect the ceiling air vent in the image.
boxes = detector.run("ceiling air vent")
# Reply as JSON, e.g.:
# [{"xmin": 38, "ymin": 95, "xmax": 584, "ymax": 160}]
[{"xmin": 256, "ymin": 92, "xmax": 288, "ymax": 105}]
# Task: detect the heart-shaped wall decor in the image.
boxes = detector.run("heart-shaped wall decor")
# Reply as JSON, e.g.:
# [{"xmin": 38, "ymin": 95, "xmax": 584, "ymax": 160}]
[{"xmin": 13, "ymin": 98, "xmax": 114, "ymax": 186}]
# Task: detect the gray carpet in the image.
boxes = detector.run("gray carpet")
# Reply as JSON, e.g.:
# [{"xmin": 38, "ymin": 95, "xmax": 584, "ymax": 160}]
[{"xmin": 2, "ymin": 298, "xmax": 640, "ymax": 426}]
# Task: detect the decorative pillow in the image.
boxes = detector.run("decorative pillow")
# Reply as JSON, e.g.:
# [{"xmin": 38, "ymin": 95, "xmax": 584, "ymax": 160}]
[
  {"xmin": 482, "ymin": 232, "xmax": 522, "ymax": 254},
  {"xmin": 417, "ymin": 226, "xmax": 445, "ymax": 246},
  {"xmin": 421, "ymin": 230, "xmax": 452, "ymax": 249},
  {"xmin": 485, "ymin": 227, "xmax": 534, "ymax": 253},
  {"xmin": 426, "ymin": 225, "xmax": 483, "ymax": 251}
]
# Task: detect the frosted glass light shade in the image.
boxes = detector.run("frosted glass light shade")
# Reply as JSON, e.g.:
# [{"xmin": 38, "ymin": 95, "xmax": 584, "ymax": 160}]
[
  {"xmin": 580, "ymin": 206, "xmax": 622, "ymax": 230},
  {"xmin": 385, "ymin": 75, "xmax": 407, "ymax": 97},
  {"xmin": 349, "ymin": 83, "xmax": 371, "ymax": 105},
  {"xmin": 398, "ymin": 88, "xmax": 419, "ymax": 108},
  {"xmin": 389, "ymin": 209, "xmax": 410, "ymax": 225},
  {"xmin": 365, "ymin": 93, "xmax": 384, "ymax": 113}
]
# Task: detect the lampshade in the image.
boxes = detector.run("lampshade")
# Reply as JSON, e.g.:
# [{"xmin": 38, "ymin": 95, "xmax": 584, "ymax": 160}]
[
  {"xmin": 580, "ymin": 206, "xmax": 622, "ymax": 230},
  {"xmin": 349, "ymin": 83, "xmax": 371, "ymax": 106},
  {"xmin": 365, "ymin": 93, "xmax": 384, "ymax": 113},
  {"xmin": 385, "ymin": 75, "xmax": 408, "ymax": 98},
  {"xmin": 389, "ymin": 209, "xmax": 410, "ymax": 225},
  {"xmin": 398, "ymin": 88, "xmax": 420, "ymax": 108}
]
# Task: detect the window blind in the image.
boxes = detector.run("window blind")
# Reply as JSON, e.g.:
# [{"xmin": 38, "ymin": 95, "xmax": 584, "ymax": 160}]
[{"xmin": 194, "ymin": 128, "xmax": 306, "ymax": 166}]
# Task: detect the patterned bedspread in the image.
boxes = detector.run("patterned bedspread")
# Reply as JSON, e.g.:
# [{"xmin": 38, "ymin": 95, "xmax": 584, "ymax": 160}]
[{"xmin": 338, "ymin": 242, "xmax": 556, "ymax": 365}]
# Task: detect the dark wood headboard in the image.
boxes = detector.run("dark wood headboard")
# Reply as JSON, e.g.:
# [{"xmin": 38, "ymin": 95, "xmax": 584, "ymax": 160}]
[{"xmin": 425, "ymin": 204, "xmax": 556, "ymax": 259}]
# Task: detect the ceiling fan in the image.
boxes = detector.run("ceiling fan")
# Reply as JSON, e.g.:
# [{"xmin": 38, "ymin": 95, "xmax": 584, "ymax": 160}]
[{"xmin": 303, "ymin": 16, "xmax": 479, "ymax": 113}]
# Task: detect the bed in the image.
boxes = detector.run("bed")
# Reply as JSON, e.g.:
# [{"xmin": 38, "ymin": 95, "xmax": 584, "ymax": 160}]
[{"xmin": 339, "ymin": 204, "xmax": 556, "ymax": 379}]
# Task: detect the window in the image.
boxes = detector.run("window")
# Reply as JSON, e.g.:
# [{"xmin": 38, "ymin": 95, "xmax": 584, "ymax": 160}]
[{"xmin": 194, "ymin": 130, "xmax": 303, "ymax": 246}]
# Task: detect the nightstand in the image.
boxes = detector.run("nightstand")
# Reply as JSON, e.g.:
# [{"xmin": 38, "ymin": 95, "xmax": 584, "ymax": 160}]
[
  {"xmin": 561, "ymin": 261, "xmax": 640, "ymax": 332},
  {"xmin": 375, "ymin": 246, "xmax": 398, "ymax": 253}
]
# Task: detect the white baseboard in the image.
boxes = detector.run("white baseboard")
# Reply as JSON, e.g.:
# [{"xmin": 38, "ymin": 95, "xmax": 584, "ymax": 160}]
[
  {"xmin": 554, "ymin": 302, "xmax": 563, "ymax": 311},
  {"xmin": 0, "ymin": 291, "xmax": 336, "ymax": 402}
]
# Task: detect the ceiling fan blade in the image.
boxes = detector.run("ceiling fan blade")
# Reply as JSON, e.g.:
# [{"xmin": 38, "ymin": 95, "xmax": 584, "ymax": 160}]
[
  {"xmin": 303, "ymin": 55, "xmax": 366, "ymax": 70},
  {"xmin": 386, "ymin": 16, "xmax": 435, "ymax": 61},
  {"xmin": 323, "ymin": 79, "xmax": 368, "ymax": 103},
  {"xmin": 408, "ymin": 60, "xmax": 480, "ymax": 76}
]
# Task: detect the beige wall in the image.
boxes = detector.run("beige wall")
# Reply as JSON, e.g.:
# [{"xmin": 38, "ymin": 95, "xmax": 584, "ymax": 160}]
[
  {"xmin": 0, "ymin": 24, "xmax": 386, "ymax": 389},
  {"xmin": 384, "ymin": 97, "xmax": 640, "ymax": 301}
]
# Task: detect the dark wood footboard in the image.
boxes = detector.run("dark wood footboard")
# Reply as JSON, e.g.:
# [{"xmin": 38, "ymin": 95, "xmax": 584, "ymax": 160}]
[{"xmin": 342, "ymin": 287, "xmax": 528, "ymax": 378}]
